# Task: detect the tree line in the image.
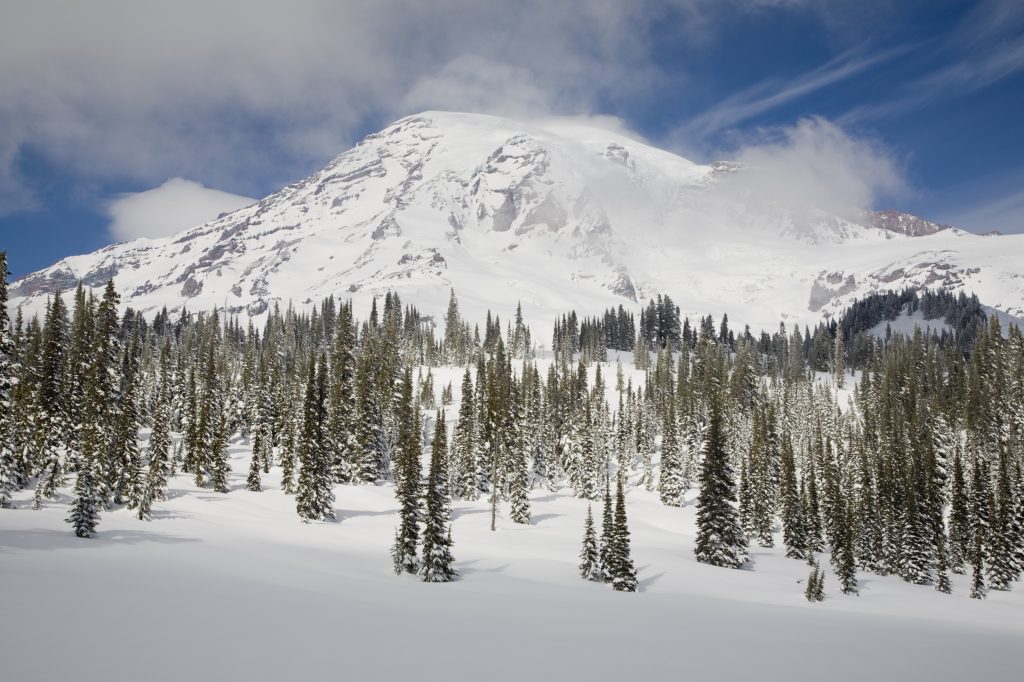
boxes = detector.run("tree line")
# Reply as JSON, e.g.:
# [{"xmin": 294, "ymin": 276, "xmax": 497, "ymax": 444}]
[{"xmin": 1, "ymin": 251, "xmax": 1022, "ymax": 598}]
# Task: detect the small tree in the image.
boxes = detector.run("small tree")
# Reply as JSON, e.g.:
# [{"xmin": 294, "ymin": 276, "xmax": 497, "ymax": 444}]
[
  {"xmin": 579, "ymin": 505, "xmax": 602, "ymax": 581},
  {"xmin": 67, "ymin": 457, "xmax": 102, "ymax": 538},
  {"xmin": 805, "ymin": 560, "xmax": 825, "ymax": 602}
]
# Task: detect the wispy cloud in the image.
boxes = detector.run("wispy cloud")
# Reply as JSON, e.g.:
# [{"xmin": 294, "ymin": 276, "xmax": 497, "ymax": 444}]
[
  {"xmin": 946, "ymin": 187, "xmax": 1024, "ymax": 234},
  {"xmin": 931, "ymin": 167, "xmax": 1024, "ymax": 235},
  {"xmin": 681, "ymin": 44, "xmax": 909, "ymax": 139},
  {"xmin": 840, "ymin": 0, "xmax": 1024, "ymax": 125}
]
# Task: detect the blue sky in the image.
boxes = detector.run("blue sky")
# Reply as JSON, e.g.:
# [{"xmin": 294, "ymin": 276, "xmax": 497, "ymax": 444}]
[{"xmin": 2, "ymin": 0, "xmax": 1023, "ymax": 277}]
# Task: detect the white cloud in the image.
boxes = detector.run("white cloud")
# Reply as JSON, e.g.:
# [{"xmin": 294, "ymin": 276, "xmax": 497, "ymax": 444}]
[
  {"xmin": 106, "ymin": 178, "xmax": 255, "ymax": 242},
  {"xmin": 717, "ymin": 117, "xmax": 906, "ymax": 219},
  {"xmin": 0, "ymin": 0, "xmax": 710, "ymax": 214}
]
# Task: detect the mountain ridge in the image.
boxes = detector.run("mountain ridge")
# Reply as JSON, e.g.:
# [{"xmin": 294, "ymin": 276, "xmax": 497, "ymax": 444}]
[{"xmin": 9, "ymin": 111, "xmax": 1024, "ymax": 332}]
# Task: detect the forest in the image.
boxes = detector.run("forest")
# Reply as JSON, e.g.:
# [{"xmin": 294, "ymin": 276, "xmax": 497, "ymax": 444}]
[{"xmin": 1, "ymin": 251, "xmax": 1022, "ymax": 598}]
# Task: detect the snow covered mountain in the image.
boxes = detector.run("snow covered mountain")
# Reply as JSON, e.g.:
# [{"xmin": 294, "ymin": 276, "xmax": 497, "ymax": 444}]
[{"xmin": 9, "ymin": 111, "xmax": 1024, "ymax": 332}]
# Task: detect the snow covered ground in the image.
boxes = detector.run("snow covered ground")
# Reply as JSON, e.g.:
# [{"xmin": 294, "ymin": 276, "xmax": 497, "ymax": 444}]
[{"xmin": 3, "ymin": 430, "xmax": 1022, "ymax": 682}]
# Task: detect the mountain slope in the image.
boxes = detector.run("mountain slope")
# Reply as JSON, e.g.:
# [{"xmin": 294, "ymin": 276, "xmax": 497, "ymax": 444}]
[{"xmin": 10, "ymin": 111, "xmax": 1024, "ymax": 331}]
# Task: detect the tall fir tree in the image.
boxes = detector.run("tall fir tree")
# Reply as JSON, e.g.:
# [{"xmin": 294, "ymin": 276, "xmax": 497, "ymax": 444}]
[
  {"xmin": 392, "ymin": 368, "xmax": 422, "ymax": 574},
  {"xmin": 420, "ymin": 410, "xmax": 457, "ymax": 582},
  {"xmin": 694, "ymin": 355, "xmax": 749, "ymax": 568},
  {"xmin": 296, "ymin": 352, "xmax": 335, "ymax": 522},
  {"xmin": 607, "ymin": 473, "xmax": 638, "ymax": 592}
]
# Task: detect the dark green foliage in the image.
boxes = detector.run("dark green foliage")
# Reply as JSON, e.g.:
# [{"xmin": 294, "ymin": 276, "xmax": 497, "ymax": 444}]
[
  {"xmin": 67, "ymin": 456, "xmax": 102, "ymax": 538},
  {"xmin": 607, "ymin": 474, "xmax": 638, "ymax": 592},
  {"xmin": 579, "ymin": 505, "xmax": 602, "ymax": 581},
  {"xmin": 420, "ymin": 411, "xmax": 457, "ymax": 582},
  {"xmin": 804, "ymin": 560, "xmax": 825, "ymax": 602},
  {"xmin": 296, "ymin": 353, "xmax": 335, "ymax": 522},
  {"xmin": 392, "ymin": 368, "xmax": 421, "ymax": 574},
  {"xmin": 694, "ymin": 354, "xmax": 748, "ymax": 569},
  {"xmin": 599, "ymin": 478, "xmax": 613, "ymax": 581},
  {"xmin": 5, "ymin": 248, "xmax": 1024, "ymax": 603}
]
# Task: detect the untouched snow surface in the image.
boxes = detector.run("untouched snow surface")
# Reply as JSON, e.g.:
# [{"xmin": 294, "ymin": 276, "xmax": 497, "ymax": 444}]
[{"xmin": 2, "ymin": 362, "xmax": 1022, "ymax": 681}]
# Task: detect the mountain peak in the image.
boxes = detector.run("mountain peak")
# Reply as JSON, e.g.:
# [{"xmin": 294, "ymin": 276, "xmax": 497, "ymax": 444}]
[{"xmin": 9, "ymin": 112, "xmax": 1024, "ymax": 330}]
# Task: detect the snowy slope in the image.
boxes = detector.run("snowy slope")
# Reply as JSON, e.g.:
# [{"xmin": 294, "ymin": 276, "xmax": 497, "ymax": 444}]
[
  {"xmin": 9, "ymin": 111, "xmax": 1024, "ymax": 334},
  {"xmin": 2, "ymin": 360, "xmax": 1022, "ymax": 682}
]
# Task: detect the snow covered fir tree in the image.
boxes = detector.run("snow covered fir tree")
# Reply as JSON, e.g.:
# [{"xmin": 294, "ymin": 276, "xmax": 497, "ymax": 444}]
[{"xmin": 2, "ymin": 255, "xmax": 1024, "ymax": 608}]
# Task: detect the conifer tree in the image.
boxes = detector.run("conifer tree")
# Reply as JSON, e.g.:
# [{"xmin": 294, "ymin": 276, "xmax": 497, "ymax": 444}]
[
  {"xmin": 836, "ymin": 502, "xmax": 858, "ymax": 595},
  {"xmin": 450, "ymin": 369, "xmax": 478, "ymax": 500},
  {"xmin": 245, "ymin": 450, "xmax": 262, "ymax": 492},
  {"xmin": 780, "ymin": 434, "xmax": 807, "ymax": 559},
  {"xmin": 599, "ymin": 477, "xmax": 614, "ymax": 581},
  {"xmin": 33, "ymin": 292, "xmax": 70, "ymax": 506},
  {"xmin": 506, "ymin": 381, "xmax": 531, "ymax": 524},
  {"xmin": 970, "ymin": 531, "xmax": 987, "ymax": 600},
  {"xmin": 420, "ymin": 410, "xmax": 456, "ymax": 582},
  {"xmin": 608, "ymin": 473, "xmax": 638, "ymax": 592},
  {"xmin": 354, "ymin": 331, "xmax": 388, "ymax": 483},
  {"xmin": 658, "ymin": 401, "xmax": 685, "ymax": 506},
  {"xmin": 135, "ymin": 483, "xmax": 153, "ymax": 521},
  {"xmin": 935, "ymin": 524, "xmax": 952, "ymax": 594},
  {"xmin": 694, "ymin": 357, "xmax": 748, "ymax": 568},
  {"xmin": 208, "ymin": 410, "xmax": 232, "ymax": 494},
  {"xmin": 66, "ymin": 454, "xmax": 102, "ymax": 538},
  {"xmin": 327, "ymin": 303, "xmax": 358, "ymax": 483},
  {"xmin": 392, "ymin": 368, "xmax": 421, "ymax": 574},
  {"xmin": 296, "ymin": 353, "xmax": 335, "ymax": 522},
  {"xmin": 146, "ymin": 347, "xmax": 172, "ymax": 503},
  {"xmin": 0, "ymin": 252, "xmax": 17, "ymax": 508},
  {"xmin": 579, "ymin": 504, "xmax": 602, "ymax": 581},
  {"xmin": 805, "ymin": 560, "xmax": 825, "ymax": 602}
]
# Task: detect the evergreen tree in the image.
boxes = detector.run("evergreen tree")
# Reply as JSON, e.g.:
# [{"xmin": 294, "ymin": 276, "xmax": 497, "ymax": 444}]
[
  {"xmin": 392, "ymin": 368, "xmax": 421, "ymax": 574},
  {"xmin": 836, "ymin": 502, "xmax": 859, "ymax": 595},
  {"xmin": 33, "ymin": 293, "xmax": 70, "ymax": 506},
  {"xmin": 658, "ymin": 402, "xmax": 685, "ymax": 506},
  {"xmin": 354, "ymin": 331, "xmax": 388, "ymax": 483},
  {"xmin": 804, "ymin": 560, "xmax": 825, "ymax": 602},
  {"xmin": 145, "ymin": 345, "xmax": 172, "ymax": 503},
  {"xmin": 506, "ymin": 381, "xmax": 531, "ymax": 524},
  {"xmin": 694, "ymin": 356, "xmax": 748, "ymax": 568},
  {"xmin": 0, "ymin": 252, "xmax": 17, "ymax": 508},
  {"xmin": 599, "ymin": 477, "xmax": 614, "ymax": 581},
  {"xmin": 780, "ymin": 434, "xmax": 807, "ymax": 560},
  {"xmin": 246, "ymin": 451, "xmax": 262, "ymax": 492},
  {"xmin": 935, "ymin": 523, "xmax": 952, "ymax": 594},
  {"xmin": 296, "ymin": 353, "xmax": 335, "ymax": 522},
  {"xmin": 608, "ymin": 474, "xmax": 638, "ymax": 592},
  {"xmin": 450, "ymin": 369, "xmax": 478, "ymax": 500},
  {"xmin": 970, "ymin": 531, "xmax": 987, "ymax": 600},
  {"xmin": 420, "ymin": 411, "xmax": 457, "ymax": 582},
  {"xmin": 66, "ymin": 455, "xmax": 102, "ymax": 538},
  {"xmin": 579, "ymin": 505, "xmax": 602, "ymax": 581}
]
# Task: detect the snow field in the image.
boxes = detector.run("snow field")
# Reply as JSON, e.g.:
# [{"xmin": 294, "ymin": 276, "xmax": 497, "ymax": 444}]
[{"xmin": 3, "ymin": 359, "xmax": 1022, "ymax": 682}]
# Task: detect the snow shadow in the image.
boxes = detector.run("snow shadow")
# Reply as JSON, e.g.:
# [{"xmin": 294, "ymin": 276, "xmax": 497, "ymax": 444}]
[
  {"xmin": 457, "ymin": 559, "xmax": 511, "ymax": 576},
  {"xmin": 335, "ymin": 507, "xmax": 399, "ymax": 520},
  {"xmin": 636, "ymin": 566, "xmax": 666, "ymax": 592},
  {"xmin": 0, "ymin": 528, "xmax": 200, "ymax": 552},
  {"xmin": 451, "ymin": 507, "xmax": 491, "ymax": 520},
  {"xmin": 530, "ymin": 512, "xmax": 562, "ymax": 525}
]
